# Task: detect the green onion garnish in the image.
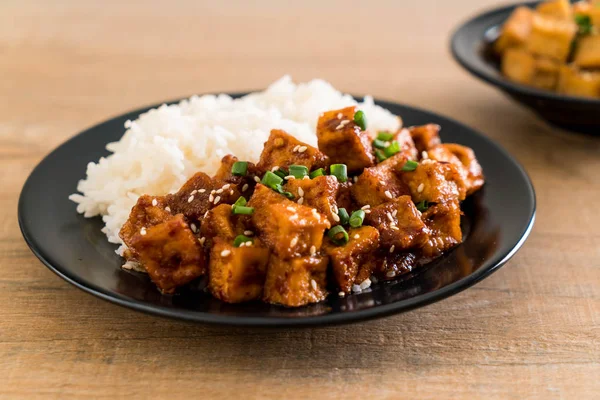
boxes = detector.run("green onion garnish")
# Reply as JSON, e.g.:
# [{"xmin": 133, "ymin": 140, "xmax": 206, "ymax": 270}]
[
  {"xmin": 575, "ymin": 14, "xmax": 593, "ymax": 35},
  {"xmin": 231, "ymin": 161, "xmax": 248, "ymax": 176},
  {"xmin": 262, "ymin": 171, "xmax": 283, "ymax": 188},
  {"xmin": 377, "ymin": 131, "xmax": 394, "ymax": 141},
  {"xmin": 353, "ymin": 110, "xmax": 367, "ymax": 131},
  {"xmin": 375, "ymin": 149, "xmax": 387, "ymax": 162},
  {"xmin": 328, "ymin": 225, "xmax": 349, "ymax": 246},
  {"xmin": 309, "ymin": 168, "xmax": 325, "ymax": 179},
  {"xmin": 416, "ymin": 200, "xmax": 429, "ymax": 212},
  {"xmin": 232, "ymin": 205, "xmax": 254, "ymax": 215},
  {"xmin": 233, "ymin": 235, "xmax": 253, "ymax": 247},
  {"xmin": 289, "ymin": 165, "xmax": 309, "ymax": 179},
  {"xmin": 349, "ymin": 210, "xmax": 365, "ymax": 228},
  {"xmin": 273, "ymin": 169, "xmax": 287, "ymax": 179},
  {"xmin": 401, "ymin": 160, "xmax": 419, "ymax": 171},
  {"xmin": 330, "ymin": 164, "xmax": 348, "ymax": 183},
  {"xmin": 274, "ymin": 185, "xmax": 294, "ymax": 199},
  {"xmin": 233, "ymin": 196, "xmax": 247, "ymax": 208},
  {"xmin": 338, "ymin": 208, "xmax": 349, "ymax": 225},
  {"xmin": 384, "ymin": 140, "xmax": 401, "ymax": 158},
  {"xmin": 373, "ymin": 139, "xmax": 387, "ymax": 149}
]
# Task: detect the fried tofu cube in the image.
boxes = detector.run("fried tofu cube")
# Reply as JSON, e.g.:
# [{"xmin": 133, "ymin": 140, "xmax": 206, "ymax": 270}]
[
  {"xmin": 420, "ymin": 201, "xmax": 463, "ymax": 259},
  {"xmin": 574, "ymin": 35, "xmax": 600, "ymax": 69},
  {"xmin": 501, "ymin": 47, "xmax": 536, "ymax": 85},
  {"xmin": 365, "ymin": 196, "xmax": 429, "ymax": 251},
  {"xmin": 129, "ymin": 214, "xmax": 206, "ymax": 294},
  {"xmin": 317, "ymin": 106, "xmax": 375, "ymax": 173},
  {"xmin": 249, "ymin": 185, "xmax": 331, "ymax": 258},
  {"xmin": 531, "ymin": 56, "xmax": 561, "ymax": 90},
  {"xmin": 426, "ymin": 144, "xmax": 484, "ymax": 196},
  {"xmin": 393, "ymin": 128, "xmax": 419, "ymax": 160},
  {"xmin": 525, "ymin": 13, "xmax": 577, "ymax": 61},
  {"xmin": 399, "ymin": 160, "xmax": 467, "ymax": 203},
  {"xmin": 208, "ymin": 238, "xmax": 270, "ymax": 303},
  {"xmin": 373, "ymin": 252, "xmax": 418, "ymax": 281},
  {"xmin": 351, "ymin": 163, "xmax": 410, "ymax": 207},
  {"xmin": 119, "ymin": 195, "xmax": 172, "ymax": 256},
  {"xmin": 263, "ymin": 254, "xmax": 328, "ymax": 307},
  {"xmin": 284, "ymin": 176, "xmax": 340, "ymax": 225},
  {"xmin": 536, "ymin": 0, "xmax": 572, "ymax": 20},
  {"xmin": 557, "ymin": 65, "xmax": 600, "ymax": 98},
  {"xmin": 408, "ymin": 124, "xmax": 442, "ymax": 154},
  {"xmin": 324, "ymin": 226, "xmax": 380, "ymax": 293},
  {"xmin": 336, "ymin": 181, "xmax": 355, "ymax": 211},
  {"xmin": 494, "ymin": 7, "xmax": 534, "ymax": 54},
  {"xmin": 199, "ymin": 204, "xmax": 251, "ymax": 242},
  {"xmin": 257, "ymin": 129, "xmax": 328, "ymax": 172},
  {"xmin": 166, "ymin": 172, "xmax": 241, "ymax": 221}
]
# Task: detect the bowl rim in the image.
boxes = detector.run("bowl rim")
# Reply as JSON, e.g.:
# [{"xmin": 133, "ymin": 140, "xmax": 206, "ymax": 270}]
[{"xmin": 450, "ymin": 0, "xmax": 600, "ymax": 106}]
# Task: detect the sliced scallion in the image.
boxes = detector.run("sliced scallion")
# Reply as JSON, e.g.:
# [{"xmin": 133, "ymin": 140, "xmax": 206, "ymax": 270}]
[
  {"xmin": 401, "ymin": 160, "xmax": 419, "ymax": 171},
  {"xmin": 384, "ymin": 140, "xmax": 401, "ymax": 157},
  {"xmin": 349, "ymin": 210, "xmax": 365, "ymax": 228},
  {"xmin": 309, "ymin": 168, "xmax": 325, "ymax": 179},
  {"xmin": 233, "ymin": 235, "xmax": 253, "ymax": 247},
  {"xmin": 416, "ymin": 200, "xmax": 429, "ymax": 212},
  {"xmin": 375, "ymin": 149, "xmax": 387, "ymax": 162},
  {"xmin": 330, "ymin": 164, "xmax": 348, "ymax": 183},
  {"xmin": 289, "ymin": 165, "xmax": 309, "ymax": 179},
  {"xmin": 338, "ymin": 208, "xmax": 350, "ymax": 225},
  {"xmin": 232, "ymin": 205, "xmax": 254, "ymax": 215},
  {"xmin": 373, "ymin": 139, "xmax": 387, "ymax": 149},
  {"xmin": 354, "ymin": 110, "xmax": 367, "ymax": 131},
  {"xmin": 377, "ymin": 131, "xmax": 394, "ymax": 141},
  {"xmin": 231, "ymin": 161, "xmax": 248, "ymax": 176},
  {"xmin": 328, "ymin": 225, "xmax": 349, "ymax": 246},
  {"xmin": 262, "ymin": 171, "xmax": 283, "ymax": 188}
]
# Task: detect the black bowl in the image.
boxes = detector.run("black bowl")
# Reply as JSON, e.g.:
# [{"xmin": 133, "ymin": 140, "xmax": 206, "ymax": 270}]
[
  {"xmin": 451, "ymin": 1, "xmax": 600, "ymax": 135},
  {"xmin": 18, "ymin": 95, "xmax": 536, "ymax": 327}
]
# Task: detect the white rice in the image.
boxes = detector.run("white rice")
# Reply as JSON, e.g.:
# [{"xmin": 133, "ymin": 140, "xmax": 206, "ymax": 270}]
[{"xmin": 69, "ymin": 76, "xmax": 401, "ymax": 250}]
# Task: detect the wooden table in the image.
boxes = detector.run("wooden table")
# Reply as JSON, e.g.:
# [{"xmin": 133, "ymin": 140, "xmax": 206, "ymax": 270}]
[{"xmin": 1, "ymin": 1, "xmax": 598, "ymax": 398}]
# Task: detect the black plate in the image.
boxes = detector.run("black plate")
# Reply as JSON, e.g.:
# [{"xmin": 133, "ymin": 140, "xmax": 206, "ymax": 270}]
[
  {"xmin": 451, "ymin": 1, "xmax": 600, "ymax": 135},
  {"xmin": 18, "ymin": 95, "xmax": 536, "ymax": 327}
]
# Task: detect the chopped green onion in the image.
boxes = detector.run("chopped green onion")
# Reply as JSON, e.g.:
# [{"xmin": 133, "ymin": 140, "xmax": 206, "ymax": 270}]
[
  {"xmin": 401, "ymin": 160, "xmax": 419, "ymax": 171},
  {"xmin": 338, "ymin": 208, "xmax": 350, "ymax": 225},
  {"xmin": 262, "ymin": 171, "xmax": 283, "ymax": 188},
  {"xmin": 416, "ymin": 200, "xmax": 429, "ymax": 212},
  {"xmin": 233, "ymin": 235, "xmax": 253, "ymax": 247},
  {"xmin": 353, "ymin": 110, "xmax": 367, "ymax": 131},
  {"xmin": 232, "ymin": 205, "xmax": 254, "ymax": 215},
  {"xmin": 273, "ymin": 169, "xmax": 287, "ymax": 179},
  {"xmin": 289, "ymin": 165, "xmax": 309, "ymax": 179},
  {"xmin": 328, "ymin": 225, "xmax": 349, "ymax": 246},
  {"xmin": 375, "ymin": 149, "xmax": 387, "ymax": 162},
  {"xmin": 231, "ymin": 161, "xmax": 248, "ymax": 176},
  {"xmin": 330, "ymin": 164, "xmax": 348, "ymax": 183},
  {"xmin": 274, "ymin": 185, "xmax": 294, "ymax": 199},
  {"xmin": 373, "ymin": 139, "xmax": 387, "ymax": 149},
  {"xmin": 349, "ymin": 210, "xmax": 365, "ymax": 228},
  {"xmin": 377, "ymin": 131, "xmax": 394, "ymax": 141},
  {"xmin": 309, "ymin": 168, "xmax": 325, "ymax": 179},
  {"xmin": 233, "ymin": 196, "xmax": 247, "ymax": 208},
  {"xmin": 575, "ymin": 14, "xmax": 593, "ymax": 35},
  {"xmin": 384, "ymin": 140, "xmax": 401, "ymax": 158}
]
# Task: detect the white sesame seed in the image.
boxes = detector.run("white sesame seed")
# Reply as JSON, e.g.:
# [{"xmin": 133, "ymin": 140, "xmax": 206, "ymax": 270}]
[
  {"xmin": 190, "ymin": 223, "xmax": 197, "ymax": 233},
  {"xmin": 392, "ymin": 209, "xmax": 398, "ymax": 217},
  {"xmin": 290, "ymin": 237, "xmax": 298, "ymax": 247},
  {"xmin": 191, "ymin": 190, "xmax": 198, "ymax": 195},
  {"xmin": 353, "ymin": 176, "xmax": 358, "ymax": 183},
  {"xmin": 215, "ymin": 188, "xmax": 223, "ymax": 194},
  {"xmin": 361, "ymin": 205, "xmax": 371, "ymax": 210},
  {"xmin": 140, "ymin": 227, "xmax": 147, "ymax": 236},
  {"xmin": 188, "ymin": 195, "xmax": 194, "ymax": 203},
  {"xmin": 210, "ymin": 189, "xmax": 216, "ymax": 194},
  {"xmin": 339, "ymin": 291, "xmax": 346, "ymax": 297},
  {"xmin": 332, "ymin": 213, "xmax": 340, "ymax": 222},
  {"xmin": 165, "ymin": 206, "xmax": 171, "ymax": 212},
  {"xmin": 386, "ymin": 271, "xmax": 396, "ymax": 278},
  {"xmin": 271, "ymin": 166, "xmax": 279, "ymax": 172},
  {"xmin": 310, "ymin": 245, "xmax": 316, "ymax": 256},
  {"xmin": 390, "ymin": 245, "xmax": 395, "ymax": 253},
  {"xmin": 297, "ymin": 197, "xmax": 304, "ymax": 205},
  {"xmin": 208, "ymin": 193, "xmax": 214, "ymax": 202},
  {"xmin": 379, "ymin": 180, "xmax": 385, "ymax": 185},
  {"xmin": 335, "ymin": 123, "xmax": 344, "ymax": 130},
  {"xmin": 352, "ymin": 284, "xmax": 362, "ymax": 293},
  {"xmin": 312, "ymin": 209, "xmax": 319, "ymax": 217},
  {"xmin": 341, "ymin": 120, "xmax": 350, "ymax": 126},
  {"xmin": 220, "ymin": 249, "xmax": 231, "ymax": 257},
  {"xmin": 422, "ymin": 151, "xmax": 428, "ymax": 159},
  {"xmin": 222, "ymin": 184, "xmax": 231, "ymax": 189},
  {"xmin": 422, "ymin": 159, "xmax": 434, "ymax": 165},
  {"xmin": 151, "ymin": 198, "xmax": 158, "ymax": 206},
  {"xmin": 354, "ymin": 234, "xmax": 360, "ymax": 239},
  {"xmin": 332, "ymin": 204, "xmax": 338, "ymax": 214},
  {"xmin": 284, "ymin": 175, "xmax": 295, "ymax": 180},
  {"xmin": 303, "ymin": 175, "xmax": 309, "ymax": 180},
  {"xmin": 297, "ymin": 146, "xmax": 308, "ymax": 153},
  {"xmin": 198, "ymin": 189, "xmax": 206, "ymax": 193},
  {"xmin": 290, "ymin": 214, "xmax": 299, "ymax": 221},
  {"xmin": 203, "ymin": 210, "xmax": 209, "ymax": 218},
  {"xmin": 246, "ymin": 241, "xmax": 253, "ymax": 247},
  {"xmin": 298, "ymin": 187, "xmax": 304, "ymax": 197},
  {"xmin": 254, "ymin": 176, "xmax": 261, "ymax": 183},
  {"xmin": 364, "ymin": 210, "xmax": 371, "ymax": 214},
  {"xmin": 242, "ymin": 184, "xmax": 249, "ymax": 192},
  {"xmin": 385, "ymin": 190, "xmax": 393, "ymax": 199},
  {"xmin": 337, "ymin": 112, "xmax": 343, "ymax": 119},
  {"xmin": 287, "ymin": 206, "xmax": 296, "ymax": 212},
  {"xmin": 238, "ymin": 241, "xmax": 246, "ymax": 247},
  {"xmin": 214, "ymin": 196, "xmax": 221, "ymax": 204},
  {"xmin": 310, "ymin": 279, "xmax": 317, "ymax": 291},
  {"xmin": 390, "ymin": 224, "xmax": 399, "ymax": 230},
  {"xmin": 198, "ymin": 237, "xmax": 206, "ymax": 245},
  {"xmin": 386, "ymin": 212, "xmax": 394, "ymax": 222},
  {"xmin": 359, "ymin": 278, "xmax": 372, "ymax": 290},
  {"xmin": 229, "ymin": 190, "xmax": 234, "ymax": 195},
  {"xmin": 417, "ymin": 183, "xmax": 425, "ymax": 193},
  {"xmin": 292, "ymin": 145, "xmax": 300, "ymax": 152}
]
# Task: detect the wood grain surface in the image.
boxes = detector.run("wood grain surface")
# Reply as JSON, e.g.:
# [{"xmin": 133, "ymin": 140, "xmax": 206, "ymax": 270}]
[{"xmin": 1, "ymin": 0, "xmax": 599, "ymax": 398}]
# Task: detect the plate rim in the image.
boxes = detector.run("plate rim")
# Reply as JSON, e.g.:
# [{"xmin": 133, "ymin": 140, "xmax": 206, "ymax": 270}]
[
  {"xmin": 449, "ymin": 0, "xmax": 600, "ymax": 106},
  {"xmin": 18, "ymin": 95, "xmax": 537, "ymax": 327}
]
